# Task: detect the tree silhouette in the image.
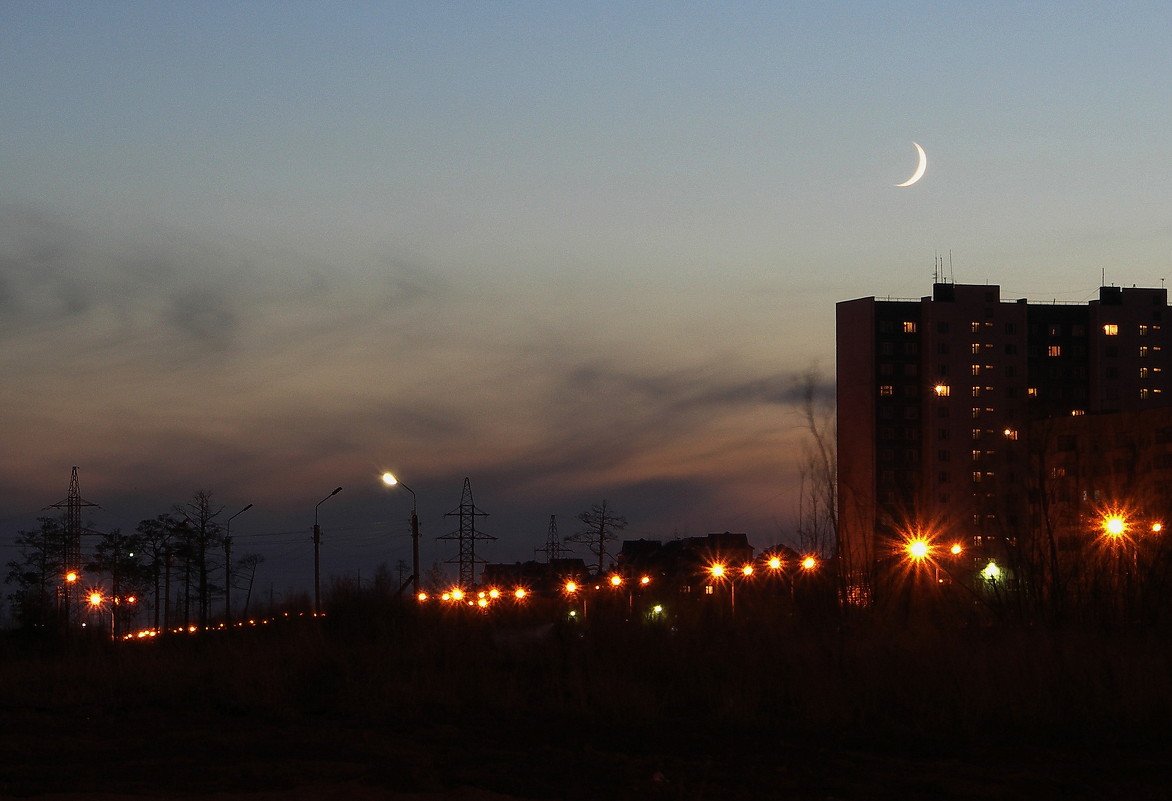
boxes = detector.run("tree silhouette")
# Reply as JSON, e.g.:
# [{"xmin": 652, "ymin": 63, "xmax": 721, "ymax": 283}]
[{"xmin": 566, "ymin": 501, "xmax": 627, "ymax": 576}]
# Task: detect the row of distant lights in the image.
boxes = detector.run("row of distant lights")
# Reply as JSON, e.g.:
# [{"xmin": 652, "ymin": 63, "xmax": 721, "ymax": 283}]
[
  {"xmin": 120, "ymin": 611, "xmax": 323, "ymax": 641},
  {"xmin": 415, "ymin": 556, "xmax": 823, "ymax": 606}
]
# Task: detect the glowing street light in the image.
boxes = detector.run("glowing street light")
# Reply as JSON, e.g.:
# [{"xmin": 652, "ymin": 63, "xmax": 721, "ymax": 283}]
[
  {"xmin": 1103, "ymin": 514, "xmax": 1127, "ymax": 539},
  {"xmin": 982, "ymin": 561, "xmax": 1001, "ymax": 581},
  {"xmin": 313, "ymin": 486, "xmax": 343, "ymax": 615},
  {"xmin": 382, "ymin": 472, "xmax": 421, "ymax": 599},
  {"xmin": 801, "ymin": 556, "xmax": 818, "ymax": 571},
  {"xmin": 767, "ymin": 556, "xmax": 783, "ymax": 571},
  {"xmin": 906, "ymin": 539, "xmax": 931, "ymax": 561}
]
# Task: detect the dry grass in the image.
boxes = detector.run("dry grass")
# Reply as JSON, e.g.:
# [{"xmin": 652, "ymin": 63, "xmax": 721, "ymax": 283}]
[{"xmin": 3, "ymin": 600, "xmax": 1172, "ymax": 798}]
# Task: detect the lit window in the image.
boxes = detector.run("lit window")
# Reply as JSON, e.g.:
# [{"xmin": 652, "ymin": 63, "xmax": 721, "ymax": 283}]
[
  {"xmin": 1003, "ymin": 428, "xmax": 1019, "ymax": 440},
  {"xmin": 972, "ymin": 407, "xmax": 982, "ymax": 419},
  {"xmin": 880, "ymin": 385, "xmax": 893, "ymax": 396},
  {"xmin": 903, "ymin": 321, "xmax": 917, "ymax": 333},
  {"xmin": 1103, "ymin": 324, "xmax": 1118, "ymax": 336},
  {"xmin": 971, "ymin": 364, "xmax": 981, "ymax": 376},
  {"xmin": 971, "ymin": 449, "xmax": 981, "ymax": 461},
  {"xmin": 972, "ymin": 472, "xmax": 983, "ymax": 483},
  {"xmin": 1071, "ymin": 409, "xmax": 1085, "ymax": 416},
  {"xmin": 1140, "ymin": 325, "xmax": 1149, "ymax": 336},
  {"xmin": 970, "ymin": 343, "xmax": 981, "ymax": 355},
  {"xmin": 933, "ymin": 384, "xmax": 950, "ymax": 397},
  {"xmin": 971, "ymin": 386, "xmax": 981, "ymax": 397},
  {"xmin": 1048, "ymin": 345, "xmax": 1062, "ymax": 357},
  {"xmin": 1028, "ymin": 387, "xmax": 1038, "ymax": 397},
  {"xmin": 970, "ymin": 322, "xmax": 981, "ymax": 333},
  {"xmin": 1140, "ymin": 388, "xmax": 1150, "ymax": 399},
  {"xmin": 1140, "ymin": 346, "xmax": 1150, "ymax": 358}
]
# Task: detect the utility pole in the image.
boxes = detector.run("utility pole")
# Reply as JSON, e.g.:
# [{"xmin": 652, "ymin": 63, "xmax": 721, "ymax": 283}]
[
  {"xmin": 313, "ymin": 488, "xmax": 342, "ymax": 615},
  {"xmin": 535, "ymin": 515, "xmax": 567, "ymax": 563},
  {"xmin": 223, "ymin": 503, "xmax": 252, "ymax": 626},
  {"xmin": 440, "ymin": 478, "xmax": 494, "ymax": 588},
  {"xmin": 46, "ymin": 466, "xmax": 99, "ymax": 628}
]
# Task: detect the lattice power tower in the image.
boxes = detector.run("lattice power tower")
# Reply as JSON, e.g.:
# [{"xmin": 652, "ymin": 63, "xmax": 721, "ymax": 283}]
[{"xmin": 439, "ymin": 477, "xmax": 494, "ymax": 588}]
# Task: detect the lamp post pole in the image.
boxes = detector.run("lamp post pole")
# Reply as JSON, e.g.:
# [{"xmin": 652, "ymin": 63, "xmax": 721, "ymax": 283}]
[
  {"xmin": 382, "ymin": 473, "xmax": 419, "ymax": 598},
  {"xmin": 313, "ymin": 487, "xmax": 343, "ymax": 615},
  {"xmin": 224, "ymin": 503, "xmax": 252, "ymax": 625}
]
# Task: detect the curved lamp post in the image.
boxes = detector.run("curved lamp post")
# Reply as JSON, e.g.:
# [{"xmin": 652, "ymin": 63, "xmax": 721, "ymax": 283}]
[
  {"xmin": 382, "ymin": 473, "xmax": 420, "ymax": 599},
  {"xmin": 313, "ymin": 487, "xmax": 343, "ymax": 615},
  {"xmin": 223, "ymin": 503, "xmax": 252, "ymax": 625}
]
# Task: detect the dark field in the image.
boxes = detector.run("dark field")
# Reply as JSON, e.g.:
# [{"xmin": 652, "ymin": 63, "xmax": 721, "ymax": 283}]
[{"xmin": 2, "ymin": 601, "xmax": 1172, "ymax": 800}]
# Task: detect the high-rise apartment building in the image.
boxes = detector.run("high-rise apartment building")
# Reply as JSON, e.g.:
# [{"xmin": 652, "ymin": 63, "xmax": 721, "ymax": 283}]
[{"xmin": 836, "ymin": 282, "xmax": 1172, "ymax": 595}]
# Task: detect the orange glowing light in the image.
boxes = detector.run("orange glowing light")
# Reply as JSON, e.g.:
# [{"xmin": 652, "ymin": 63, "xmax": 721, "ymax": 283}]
[
  {"xmin": 477, "ymin": 598, "xmax": 488, "ymax": 608},
  {"xmin": 417, "ymin": 592, "xmax": 429, "ymax": 602},
  {"xmin": 488, "ymin": 588, "xmax": 501, "ymax": 599},
  {"xmin": 451, "ymin": 588, "xmax": 465, "ymax": 601},
  {"xmin": 88, "ymin": 592, "xmax": 103, "ymax": 607},
  {"xmin": 767, "ymin": 556, "xmax": 782, "ymax": 570},
  {"xmin": 640, "ymin": 575, "xmax": 651, "ymax": 585},
  {"xmin": 906, "ymin": 540, "xmax": 930, "ymax": 560},
  {"xmin": 949, "ymin": 543, "xmax": 963, "ymax": 556},
  {"xmin": 801, "ymin": 556, "xmax": 817, "ymax": 570},
  {"xmin": 609, "ymin": 575, "xmax": 623, "ymax": 587},
  {"xmin": 514, "ymin": 588, "xmax": 527, "ymax": 599},
  {"xmin": 65, "ymin": 571, "xmax": 78, "ymax": 583},
  {"xmin": 126, "ymin": 595, "xmax": 137, "ymax": 604},
  {"xmin": 441, "ymin": 592, "xmax": 451, "ymax": 601},
  {"xmin": 1103, "ymin": 514, "xmax": 1127, "ymax": 538},
  {"xmin": 564, "ymin": 581, "xmax": 578, "ymax": 593},
  {"xmin": 710, "ymin": 564, "xmax": 726, "ymax": 578},
  {"xmin": 1152, "ymin": 522, "xmax": 1163, "ymax": 534}
]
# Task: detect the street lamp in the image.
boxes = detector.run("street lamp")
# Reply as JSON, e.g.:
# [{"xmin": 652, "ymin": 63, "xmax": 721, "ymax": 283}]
[
  {"xmin": 313, "ymin": 487, "xmax": 343, "ymax": 615},
  {"xmin": 382, "ymin": 473, "xmax": 420, "ymax": 600},
  {"xmin": 224, "ymin": 503, "xmax": 252, "ymax": 626}
]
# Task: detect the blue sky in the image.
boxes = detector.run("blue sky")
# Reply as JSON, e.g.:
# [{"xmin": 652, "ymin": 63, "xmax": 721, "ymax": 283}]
[{"xmin": 2, "ymin": 2, "xmax": 1170, "ymax": 596}]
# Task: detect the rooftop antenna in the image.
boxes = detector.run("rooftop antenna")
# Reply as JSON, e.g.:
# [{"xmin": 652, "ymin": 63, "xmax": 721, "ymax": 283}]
[{"xmin": 949, "ymin": 250, "xmax": 955, "ymax": 284}]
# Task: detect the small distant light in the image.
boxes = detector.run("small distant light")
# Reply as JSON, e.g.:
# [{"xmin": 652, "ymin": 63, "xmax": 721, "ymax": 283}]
[
  {"xmin": 950, "ymin": 544, "xmax": 963, "ymax": 556},
  {"xmin": 741, "ymin": 564, "xmax": 754, "ymax": 577},
  {"xmin": 417, "ymin": 592, "xmax": 429, "ymax": 602},
  {"xmin": 477, "ymin": 598, "xmax": 488, "ymax": 608},
  {"xmin": 767, "ymin": 557, "xmax": 782, "ymax": 570},
  {"xmin": 514, "ymin": 588, "xmax": 527, "ymax": 599},
  {"xmin": 801, "ymin": 556, "xmax": 817, "ymax": 570},
  {"xmin": 652, "ymin": 605, "xmax": 663, "ymax": 614},
  {"xmin": 640, "ymin": 575, "xmax": 651, "ymax": 585},
  {"xmin": 1152, "ymin": 522, "xmax": 1163, "ymax": 534},
  {"xmin": 488, "ymin": 588, "xmax": 501, "ymax": 599}
]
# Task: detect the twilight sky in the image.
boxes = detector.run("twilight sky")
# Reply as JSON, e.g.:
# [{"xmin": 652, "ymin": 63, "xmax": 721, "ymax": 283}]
[{"xmin": 2, "ymin": 2, "xmax": 1170, "ymax": 597}]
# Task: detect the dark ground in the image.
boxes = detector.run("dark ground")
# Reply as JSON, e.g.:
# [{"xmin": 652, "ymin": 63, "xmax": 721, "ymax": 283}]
[{"xmin": 3, "ymin": 706, "xmax": 1171, "ymax": 800}]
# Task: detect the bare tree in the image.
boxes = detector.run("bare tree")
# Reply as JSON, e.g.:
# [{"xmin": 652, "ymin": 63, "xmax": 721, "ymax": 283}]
[{"xmin": 566, "ymin": 500, "xmax": 627, "ymax": 576}]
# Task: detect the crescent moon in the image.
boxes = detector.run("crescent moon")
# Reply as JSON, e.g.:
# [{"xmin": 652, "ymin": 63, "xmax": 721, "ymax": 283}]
[{"xmin": 895, "ymin": 142, "xmax": 927, "ymax": 187}]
